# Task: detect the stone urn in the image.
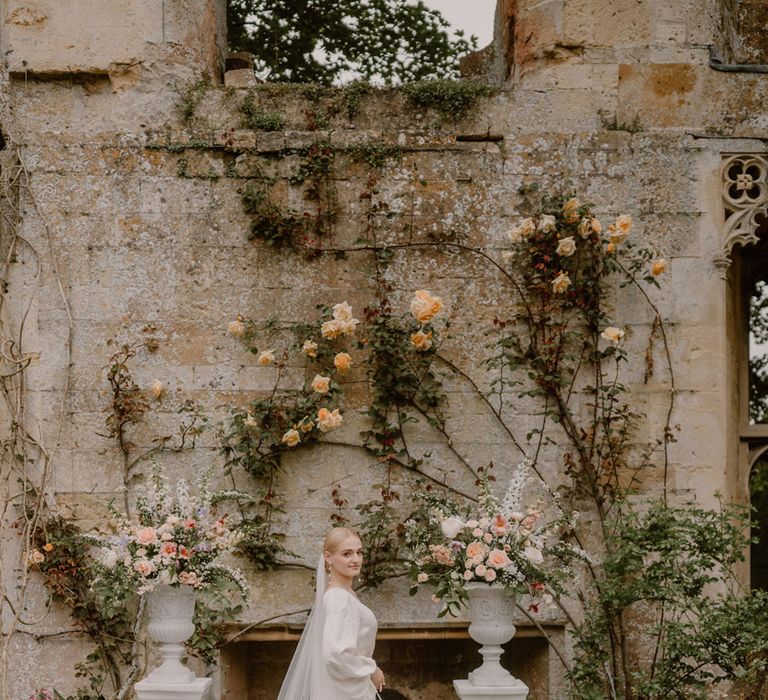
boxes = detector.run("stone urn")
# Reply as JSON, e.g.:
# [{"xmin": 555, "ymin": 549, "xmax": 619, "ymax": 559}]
[
  {"xmin": 144, "ymin": 584, "xmax": 196, "ymax": 683},
  {"xmin": 453, "ymin": 582, "xmax": 528, "ymax": 699},
  {"xmin": 135, "ymin": 584, "xmax": 212, "ymax": 700}
]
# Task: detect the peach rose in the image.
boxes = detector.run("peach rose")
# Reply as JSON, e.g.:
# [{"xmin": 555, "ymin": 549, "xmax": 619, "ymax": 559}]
[
  {"xmin": 552, "ymin": 271, "xmax": 571, "ymax": 294},
  {"xmin": 484, "ymin": 568, "xmax": 497, "ymax": 582},
  {"xmin": 410, "ymin": 290, "xmax": 444, "ymax": 324},
  {"xmin": 317, "ymin": 407, "xmax": 343, "ymax": 432},
  {"xmin": 179, "ymin": 571, "xmax": 202, "ymax": 587},
  {"xmin": 466, "ymin": 541, "xmax": 487, "ymax": 561},
  {"xmin": 606, "ymin": 242, "xmax": 616, "ymax": 254},
  {"xmin": 463, "ymin": 569, "xmax": 474, "ymax": 581},
  {"xmin": 27, "ymin": 549, "xmax": 44, "ymax": 565},
  {"xmin": 228, "ymin": 319, "xmax": 245, "ymax": 338},
  {"xmin": 133, "ymin": 559, "xmax": 156, "ymax": 577},
  {"xmin": 410, "ymin": 330, "xmax": 433, "ymax": 352},
  {"xmin": 302, "ymin": 340, "xmax": 318, "ymax": 357},
  {"xmin": 563, "ymin": 197, "xmax": 581, "ymax": 222},
  {"xmin": 601, "ymin": 326, "xmax": 625, "ymax": 345},
  {"xmin": 488, "ymin": 548, "xmax": 511, "ymax": 569},
  {"xmin": 417, "ymin": 572, "xmax": 429, "ymax": 583},
  {"xmin": 556, "ymin": 236, "xmax": 576, "ymax": 257},
  {"xmin": 311, "ymin": 374, "xmax": 331, "ymax": 394},
  {"xmin": 43, "ymin": 543, "xmax": 54, "ymax": 553},
  {"xmin": 257, "ymin": 350, "xmax": 275, "ymax": 366},
  {"xmin": 299, "ymin": 418, "xmax": 314, "ymax": 433},
  {"xmin": 334, "ymin": 352, "xmax": 352, "ymax": 373},
  {"xmin": 538, "ymin": 214, "xmax": 557, "ymax": 233},
  {"xmin": 281, "ymin": 428, "xmax": 301, "ymax": 447},
  {"xmin": 491, "ymin": 514, "xmax": 508, "ymax": 535},
  {"xmin": 136, "ymin": 527, "xmax": 158, "ymax": 546},
  {"xmin": 475, "ymin": 564, "xmax": 487, "ymax": 577},
  {"xmin": 332, "ymin": 301, "xmax": 354, "ymax": 322},
  {"xmin": 651, "ymin": 258, "xmax": 667, "ymax": 276},
  {"xmin": 149, "ymin": 379, "xmax": 164, "ymax": 399}
]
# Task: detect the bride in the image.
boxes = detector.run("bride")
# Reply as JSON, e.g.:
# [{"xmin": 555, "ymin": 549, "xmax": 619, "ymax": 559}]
[{"xmin": 277, "ymin": 527, "xmax": 386, "ymax": 699}]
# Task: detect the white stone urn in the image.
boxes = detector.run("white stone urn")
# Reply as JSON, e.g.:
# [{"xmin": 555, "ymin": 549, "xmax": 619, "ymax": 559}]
[
  {"xmin": 135, "ymin": 584, "xmax": 212, "ymax": 700},
  {"xmin": 453, "ymin": 582, "xmax": 528, "ymax": 699}
]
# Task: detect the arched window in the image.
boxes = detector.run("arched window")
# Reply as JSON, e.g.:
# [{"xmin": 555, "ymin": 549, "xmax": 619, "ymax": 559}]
[{"xmin": 723, "ymin": 153, "xmax": 768, "ymax": 590}]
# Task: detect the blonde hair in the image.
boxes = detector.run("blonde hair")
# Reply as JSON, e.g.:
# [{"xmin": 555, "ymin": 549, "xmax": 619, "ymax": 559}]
[{"xmin": 323, "ymin": 527, "xmax": 362, "ymax": 555}]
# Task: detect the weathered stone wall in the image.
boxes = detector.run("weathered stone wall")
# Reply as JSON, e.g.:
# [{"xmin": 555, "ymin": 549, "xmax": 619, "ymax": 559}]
[{"xmin": 1, "ymin": 0, "xmax": 767, "ymax": 697}]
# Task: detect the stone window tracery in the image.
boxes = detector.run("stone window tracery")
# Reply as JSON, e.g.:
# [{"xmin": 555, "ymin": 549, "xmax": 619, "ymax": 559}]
[{"xmin": 720, "ymin": 154, "xmax": 768, "ymax": 268}]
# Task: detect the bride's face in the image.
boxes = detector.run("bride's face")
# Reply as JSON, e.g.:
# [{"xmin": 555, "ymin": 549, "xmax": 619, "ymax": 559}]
[{"xmin": 326, "ymin": 535, "xmax": 364, "ymax": 581}]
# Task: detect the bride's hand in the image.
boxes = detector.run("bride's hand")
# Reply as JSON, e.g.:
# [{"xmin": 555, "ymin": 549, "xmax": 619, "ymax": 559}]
[{"xmin": 371, "ymin": 666, "xmax": 385, "ymax": 692}]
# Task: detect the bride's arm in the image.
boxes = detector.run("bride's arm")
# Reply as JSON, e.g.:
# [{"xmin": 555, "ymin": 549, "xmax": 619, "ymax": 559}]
[{"xmin": 322, "ymin": 589, "xmax": 378, "ymax": 680}]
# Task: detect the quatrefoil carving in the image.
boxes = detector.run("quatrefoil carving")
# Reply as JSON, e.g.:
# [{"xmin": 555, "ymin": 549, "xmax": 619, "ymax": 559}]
[{"xmin": 719, "ymin": 155, "xmax": 768, "ymax": 268}]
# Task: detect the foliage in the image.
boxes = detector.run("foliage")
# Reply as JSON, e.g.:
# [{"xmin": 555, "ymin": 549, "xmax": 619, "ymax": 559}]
[
  {"xmin": 227, "ymin": 0, "xmax": 477, "ymax": 85},
  {"xmin": 571, "ymin": 502, "xmax": 768, "ymax": 699},
  {"xmin": 30, "ymin": 517, "xmax": 136, "ymax": 699},
  {"xmin": 239, "ymin": 94, "xmax": 285, "ymax": 131},
  {"xmin": 104, "ymin": 342, "xmax": 151, "ymax": 454},
  {"xmin": 400, "ymin": 79, "xmax": 497, "ymax": 120}
]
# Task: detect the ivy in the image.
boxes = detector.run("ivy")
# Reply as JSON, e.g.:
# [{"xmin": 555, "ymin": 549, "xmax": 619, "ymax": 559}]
[{"xmin": 400, "ymin": 79, "xmax": 497, "ymax": 120}]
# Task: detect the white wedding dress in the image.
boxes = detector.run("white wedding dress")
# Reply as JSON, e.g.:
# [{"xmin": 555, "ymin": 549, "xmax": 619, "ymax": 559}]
[
  {"xmin": 276, "ymin": 557, "xmax": 379, "ymax": 700},
  {"xmin": 321, "ymin": 587, "xmax": 378, "ymax": 700}
]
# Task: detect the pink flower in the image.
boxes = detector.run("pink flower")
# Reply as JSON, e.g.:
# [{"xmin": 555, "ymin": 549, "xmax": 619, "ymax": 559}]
[
  {"xmin": 463, "ymin": 569, "xmax": 474, "ymax": 581},
  {"xmin": 136, "ymin": 527, "xmax": 158, "ymax": 546},
  {"xmin": 133, "ymin": 559, "xmax": 156, "ymax": 577},
  {"xmin": 160, "ymin": 542, "xmax": 178, "ymax": 558},
  {"xmin": 466, "ymin": 541, "xmax": 487, "ymax": 561},
  {"xmin": 429, "ymin": 544, "xmax": 454, "ymax": 566},
  {"xmin": 483, "ymin": 533, "xmax": 493, "ymax": 544},
  {"xmin": 487, "ymin": 548, "xmax": 511, "ymax": 569},
  {"xmin": 185, "ymin": 519, "xmax": 197, "ymax": 529},
  {"xmin": 475, "ymin": 564, "xmax": 487, "ymax": 577},
  {"xmin": 179, "ymin": 571, "xmax": 202, "ymax": 587},
  {"xmin": 485, "ymin": 568, "xmax": 497, "ymax": 582},
  {"xmin": 491, "ymin": 514, "xmax": 508, "ymax": 535},
  {"xmin": 472, "ymin": 528, "xmax": 483, "ymax": 538},
  {"xmin": 417, "ymin": 572, "xmax": 429, "ymax": 583}
]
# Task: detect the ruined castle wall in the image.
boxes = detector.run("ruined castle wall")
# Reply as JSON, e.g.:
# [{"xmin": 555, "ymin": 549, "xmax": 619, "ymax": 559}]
[{"xmin": 1, "ymin": 0, "xmax": 766, "ymax": 697}]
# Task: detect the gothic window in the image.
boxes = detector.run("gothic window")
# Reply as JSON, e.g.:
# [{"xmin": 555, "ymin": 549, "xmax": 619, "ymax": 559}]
[{"xmin": 724, "ymin": 153, "xmax": 768, "ymax": 590}]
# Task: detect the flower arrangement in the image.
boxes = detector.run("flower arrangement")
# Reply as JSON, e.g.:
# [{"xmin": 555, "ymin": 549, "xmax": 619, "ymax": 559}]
[
  {"xmin": 95, "ymin": 460, "xmax": 250, "ymax": 598},
  {"xmin": 405, "ymin": 461, "xmax": 569, "ymax": 617}
]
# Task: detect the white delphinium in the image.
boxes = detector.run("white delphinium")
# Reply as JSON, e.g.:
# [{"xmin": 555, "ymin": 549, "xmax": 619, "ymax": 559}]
[{"xmin": 500, "ymin": 459, "xmax": 531, "ymax": 518}]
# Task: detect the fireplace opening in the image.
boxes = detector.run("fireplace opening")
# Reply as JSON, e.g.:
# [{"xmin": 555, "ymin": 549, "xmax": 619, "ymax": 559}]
[{"xmin": 221, "ymin": 625, "xmax": 559, "ymax": 699}]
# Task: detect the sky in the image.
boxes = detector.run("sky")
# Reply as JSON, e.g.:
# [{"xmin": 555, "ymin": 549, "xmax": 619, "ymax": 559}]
[{"xmin": 421, "ymin": 0, "xmax": 496, "ymax": 48}]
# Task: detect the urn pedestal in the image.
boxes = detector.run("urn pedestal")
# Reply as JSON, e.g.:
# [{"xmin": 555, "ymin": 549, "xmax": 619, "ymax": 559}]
[
  {"xmin": 453, "ymin": 583, "xmax": 529, "ymax": 700},
  {"xmin": 134, "ymin": 585, "xmax": 212, "ymax": 700}
]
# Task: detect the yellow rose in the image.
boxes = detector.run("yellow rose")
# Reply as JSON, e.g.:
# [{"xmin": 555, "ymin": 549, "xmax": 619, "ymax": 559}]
[
  {"xmin": 227, "ymin": 319, "xmax": 245, "ymax": 338},
  {"xmin": 538, "ymin": 214, "xmax": 557, "ymax": 233},
  {"xmin": 410, "ymin": 290, "xmax": 444, "ymax": 324},
  {"xmin": 332, "ymin": 301, "xmax": 354, "ymax": 322},
  {"xmin": 317, "ymin": 407, "xmax": 343, "ymax": 432},
  {"xmin": 27, "ymin": 549, "xmax": 45, "ymax": 565},
  {"xmin": 651, "ymin": 258, "xmax": 667, "ymax": 276},
  {"xmin": 601, "ymin": 326, "xmax": 625, "ymax": 344},
  {"xmin": 590, "ymin": 218, "xmax": 603, "ymax": 234},
  {"xmin": 552, "ymin": 271, "xmax": 571, "ymax": 293},
  {"xmin": 563, "ymin": 197, "xmax": 581, "ymax": 222},
  {"xmin": 281, "ymin": 428, "xmax": 301, "ymax": 447},
  {"xmin": 302, "ymin": 340, "xmax": 318, "ymax": 357},
  {"xmin": 577, "ymin": 219, "xmax": 591, "ymax": 239},
  {"xmin": 299, "ymin": 418, "xmax": 315, "ymax": 433},
  {"xmin": 334, "ymin": 352, "xmax": 352, "ymax": 373},
  {"xmin": 556, "ymin": 236, "xmax": 576, "ymax": 257},
  {"xmin": 311, "ymin": 374, "xmax": 331, "ymax": 393},
  {"xmin": 244, "ymin": 412, "xmax": 259, "ymax": 428},
  {"xmin": 149, "ymin": 379, "xmax": 165, "ymax": 399},
  {"xmin": 321, "ymin": 319, "xmax": 344, "ymax": 339},
  {"xmin": 410, "ymin": 329, "xmax": 433, "ymax": 352},
  {"xmin": 609, "ymin": 215, "xmax": 632, "ymax": 244},
  {"xmin": 257, "ymin": 350, "xmax": 275, "ymax": 366}
]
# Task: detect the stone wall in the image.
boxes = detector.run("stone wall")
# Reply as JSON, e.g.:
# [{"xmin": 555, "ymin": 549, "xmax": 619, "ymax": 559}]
[{"xmin": 1, "ymin": 0, "xmax": 767, "ymax": 697}]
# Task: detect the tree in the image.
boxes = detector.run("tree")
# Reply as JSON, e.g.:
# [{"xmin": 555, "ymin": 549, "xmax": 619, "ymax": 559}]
[{"xmin": 227, "ymin": 0, "xmax": 478, "ymax": 85}]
